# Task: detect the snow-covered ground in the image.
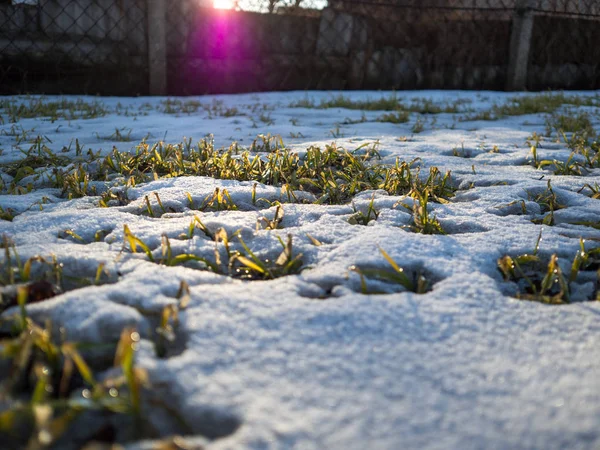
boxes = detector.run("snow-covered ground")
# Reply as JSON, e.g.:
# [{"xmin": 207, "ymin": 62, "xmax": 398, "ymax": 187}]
[{"xmin": 1, "ymin": 91, "xmax": 599, "ymax": 449}]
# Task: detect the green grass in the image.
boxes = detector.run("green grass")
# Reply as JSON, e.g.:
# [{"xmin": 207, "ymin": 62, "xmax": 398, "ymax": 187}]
[
  {"xmin": 545, "ymin": 111, "xmax": 595, "ymax": 136},
  {"xmin": 0, "ymin": 314, "xmax": 152, "ymax": 447},
  {"xmin": 350, "ymin": 247, "xmax": 430, "ymax": 294},
  {"xmin": 122, "ymin": 224, "xmax": 304, "ymax": 281},
  {"xmin": 0, "ymin": 97, "xmax": 108, "ymax": 123},
  {"xmin": 98, "ymin": 127, "xmax": 134, "ymax": 142},
  {"xmin": 376, "ymin": 111, "xmax": 410, "ymax": 124},
  {"xmin": 348, "ymin": 195, "xmax": 379, "ymax": 226},
  {"xmin": 528, "ymin": 144, "xmax": 589, "ymax": 176},
  {"xmin": 12, "ymin": 136, "xmax": 452, "ymax": 207},
  {"xmin": 396, "ymin": 190, "xmax": 446, "ymax": 235},
  {"xmin": 528, "ymin": 181, "xmax": 566, "ymax": 226},
  {"xmin": 462, "ymin": 92, "xmax": 600, "ymax": 121},
  {"xmin": 411, "ymin": 117, "xmax": 425, "ymax": 133},
  {"xmin": 578, "ymin": 183, "xmax": 600, "ymax": 199},
  {"xmin": 0, "ymin": 236, "xmax": 200, "ymax": 444},
  {"xmin": 159, "ymin": 99, "xmax": 245, "ymax": 118},
  {"xmin": 290, "ymin": 94, "xmax": 466, "ymax": 114},
  {"xmin": 499, "ymin": 92, "xmax": 599, "ymax": 116},
  {"xmin": 498, "ymin": 237, "xmax": 600, "ymax": 303},
  {"xmin": 160, "ymin": 98, "xmax": 202, "ymax": 114}
]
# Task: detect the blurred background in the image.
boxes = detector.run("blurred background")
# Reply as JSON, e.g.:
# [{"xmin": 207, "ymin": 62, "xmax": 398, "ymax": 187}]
[{"xmin": 1, "ymin": 0, "xmax": 599, "ymax": 95}]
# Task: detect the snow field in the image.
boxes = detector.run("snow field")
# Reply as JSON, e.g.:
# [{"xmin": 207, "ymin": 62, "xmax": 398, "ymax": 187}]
[{"xmin": 0, "ymin": 90, "xmax": 599, "ymax": 449}]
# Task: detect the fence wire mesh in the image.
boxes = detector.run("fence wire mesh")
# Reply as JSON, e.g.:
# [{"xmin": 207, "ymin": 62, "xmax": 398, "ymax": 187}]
[
  {"xmin": 1, "ymin": 0, "xmax": 599, "ymax": 95},
  {"xmin": 529, "ymin": 0, "xmax": 600, "ymax": 90},
  {"xmin": 0, "ymin": 0, "xmax": 148, "ymax": 94}
]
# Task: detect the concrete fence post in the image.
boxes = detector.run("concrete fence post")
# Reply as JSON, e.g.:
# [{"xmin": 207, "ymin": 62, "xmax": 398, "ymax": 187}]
[
  {"xmin": 506, "ymin": 0, "xmax": 536, "ymax": 91},
  {"xmin": 147, "ymin": 0, "xmax": 167, "ymax": 95}
]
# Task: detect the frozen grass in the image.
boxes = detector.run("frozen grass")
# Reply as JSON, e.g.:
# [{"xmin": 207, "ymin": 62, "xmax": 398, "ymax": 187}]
[{"xmin": 0, "ymin": 90, "xmax": 599, "ymax": 449}]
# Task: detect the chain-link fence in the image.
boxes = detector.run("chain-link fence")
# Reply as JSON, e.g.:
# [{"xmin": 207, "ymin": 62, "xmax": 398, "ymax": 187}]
[
  {"xmin": 1, "ymin": 0, "xmax": 599, "ymax": 95},
  {"xmin": 529, "ymin": 0, "xmax": 600, "ymax": 90},
  {"xmin": 0, "ymin": 0, "xmax": 148, "ymax": 95}
]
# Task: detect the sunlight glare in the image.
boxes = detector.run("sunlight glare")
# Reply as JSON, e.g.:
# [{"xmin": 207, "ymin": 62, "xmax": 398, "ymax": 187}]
[{"xmin": 213, "ymin": 0, "xmax": 234, "ymax": 9}]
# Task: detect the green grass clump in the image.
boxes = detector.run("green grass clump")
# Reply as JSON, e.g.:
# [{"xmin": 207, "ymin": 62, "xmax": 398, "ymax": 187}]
[
  {"xmin": 528, "ymin": 181, "xmax": 566, "ymax": 226},
  {"xmin": 350, "ymin": 247, "xmax": 430, "ymax": 294},
  {"xmin": 101, "ymin": 138, "xmax": 454, "ymax": 206},
  {"xmin": 397, "ymin": 191, "xmax": 445, "ymax": 235},
  {"xmin": 0, "ymin": 206, "xmax": 16, "ymax": 222},
  {"xmin": 0, "ymin": 237, "xmax": 113, "ymax": 309},
  {"xmin": 561, "ymin": 133, "xmax": 600, "ymax": 170},
  {"xmin": 1, "ymin": 135, "xmax": 455, "ymax": 208},
  {"xmin": 462, "ymin": 93, "xmax": 600, "ymax": 121},
  {"xmin": 528, "ymin": 144, "xmax": 586, "ymax": 176},
  {"xmin": 546, "ymin": 111, "xmax": 595, "ymax": 136},
  {"xmin": 0, "ymin": 97, "xmax": 107, "ymax": 123},
  {"xmin": 231, "ymin": 234, "xmax": 303, "ymax": 280},
  {"xmin": 122, "ymin": 225, "xmax": 304, "ymax": 281},
  {"xmin": 498, "ymin": 237, "xmax": 600, "ymax": 304},
  {"xmin": 578, "ymin": 183, "xmax": 600, "ymax": 199},
  {"xmin": 0, "ymin": 316, "xmax": 150, "ymax": 448},
  {"xmin": 160, "ymin": 98, "xmax": 202, "ymax": 114},
  {"xmin": 406, "ymin": 98, "xmax": 461, "ymax": 114},
  {"xmin": 160, "ymin": 99, "xmax": 244, "ymax": 118},
  {"xmin": 98, "ymin": 127, "xmax": 134, "ymax": 142},
  {"xmin": 2, "ymin": 136, "xmax": 70, "ymax": 180},
  {"xmin": 0, "ymin": 238, "xmax": 63, "ymax": 305},
  {"xmin": 319, "ymin": 94, "xmax": 402, "ymax": 111},
  {"xmin": 0, "ymin": 239, "xmax": 196, "ymax": 445},
  {"xmin": 292, "ymin": 95, "xmax": 464, "ymax": 114},
  {"xmin": 493, "ymin": 93, "xmax": 599, "ymax": 117},
  {"xmin": 348, "ymin": 195, "xmax": 379, "ymax": 226},
  {"xmin": 377, "ymin": 111, "xmax": 410, "ymax": 124}
]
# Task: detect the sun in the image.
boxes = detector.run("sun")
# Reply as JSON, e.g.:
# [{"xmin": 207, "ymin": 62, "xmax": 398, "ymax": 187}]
[{"xmin": 213, "ymin": 0, "xmax": 234, "ymax": 9}]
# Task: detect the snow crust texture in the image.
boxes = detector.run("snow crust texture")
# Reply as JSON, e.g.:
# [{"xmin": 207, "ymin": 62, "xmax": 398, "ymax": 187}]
[{"xmin": 1, "ymin": 91, "xmax": 599, "ymax": 449}]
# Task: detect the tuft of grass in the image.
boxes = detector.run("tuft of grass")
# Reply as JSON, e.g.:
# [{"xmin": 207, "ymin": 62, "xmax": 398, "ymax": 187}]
[
  {"xmin": 545, "ymin": 111, "xmax": 595, "ymax": 136},
  {"xmin": 529, "ymin": 143, "xmax": 586, "ymax": 176},
  {"xmin": 231, "ymin": 234, "xmax": 304, "ymax": 280},
  {"xmin": 462, "ymin": 93, "xmax": 600, "ymax": 121},
  {"xmin": 0, "ymin": 97, "xmax": 108, "ymax": 122},
  {"xmin": 411, "ymin": 118, "xmax": 425, "ymax": 134},
  {"xmin": 451, "ymin": 143, "xmax": 474, "ymax": 158},
  {"xmin": 494, "ymin": 93, "xmax": 599, "ymax": 116},
  {"xmin": 293, "ymin": 95, "xmax": 466, "ymax": 114},
  {"xmin": 560, "ymin": 132, "xmax": 600, "ymax": 170},
  {"xmin": 257, "ymin": 204, "xmax": 285, "ymax": 230},
  {"xmin": 399, "ymin": 191, "xmax": 445, "ymax": 235},
  {"xmin": 0, "ymin": 206, "xmax": 16, "ymax": 221},
  {"xmin": 348, "ymin": 195, "xmax": 379, "ymax": 226},
  {"xmin": 199, "ymin": 188, "xmax": 238, "ymax": 212},
  {"xmin": 0, "ymin": 314, "xmax": 150, "ymax": 447},
  {"xmin": 289, "ymin": 97, "xmax": 315, "ymax": 108},
  {"xmin": 528, "ymin": 181, "xmax": 566, "ymax": 226},
  {"xmin": 249, "ymin": 134, "xmax": 285, "ymax": 153},
  {"xmin": 318, "ymin": 94, "xmax": 402, "ymax": 111},
  {"xmin": 376, "ymin": 111, "xmax": 410, "ymax": 124},
  {"xmin": 350, "ymin": 247, "xmax": 429, "ymax": 294},
  {"xmin": 154, "ymin": 281, "xmax": 190, "ymax": 358},
  {"xmin": 2, "ymin": 136, "xmax": 455, "ymax": 208},
  {"xmin": 99, "ymin": 127, "xmax": 133, "ymax": 142},
  {"xmin": 329, "ymin": 125, "xmax": 344, "ymax": 138},
  {"xmin": 160, "ymin": 98, "xmax": 201, "ymax": 114},
  {"xmin": 498, "ymin": 237, "xmax": 600, "ymax": 303},
  {"xmin": 122, "ymin": 225, "xmax": 218, "ymax": 272},
  {"xmin": 578, "ymin": 183, "xmax": 600, "ymax": 199}
]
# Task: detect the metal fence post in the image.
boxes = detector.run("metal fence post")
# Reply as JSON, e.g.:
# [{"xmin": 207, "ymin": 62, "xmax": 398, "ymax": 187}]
[
  {"xmin": 506, "ymin": 0, "xmax": 536, "ymax": 91},
  {"xmin": 147, "ymin": 0, "xmax": 167, "ymax": 95}
]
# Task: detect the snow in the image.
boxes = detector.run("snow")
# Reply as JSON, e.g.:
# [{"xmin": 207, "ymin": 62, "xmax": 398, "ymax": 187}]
[{"xmin": 1, "ymin": 90, "xmax": 600, "ymax": 449}]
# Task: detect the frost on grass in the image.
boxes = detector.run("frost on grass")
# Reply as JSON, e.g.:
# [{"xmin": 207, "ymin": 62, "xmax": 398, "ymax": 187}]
[{"xmin": 0, "ymin": 91, "xmax": 600, "ymax": 449}]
